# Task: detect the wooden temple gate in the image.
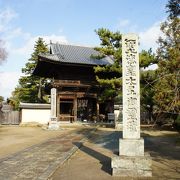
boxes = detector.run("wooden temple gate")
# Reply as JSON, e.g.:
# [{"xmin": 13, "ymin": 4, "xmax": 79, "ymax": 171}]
[
  {"xmin": 33, "ymin": 43, "xmax": 115, "ymax": 123},
  {"xmin": 53, "ymin": 80, "xmax": 99, "ymax": 122}
]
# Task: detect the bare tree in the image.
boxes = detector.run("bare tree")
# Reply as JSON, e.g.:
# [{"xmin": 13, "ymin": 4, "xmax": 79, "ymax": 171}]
[{"xmin": 0, "ymin": 39, "xmax": 8, "ymax": 64}]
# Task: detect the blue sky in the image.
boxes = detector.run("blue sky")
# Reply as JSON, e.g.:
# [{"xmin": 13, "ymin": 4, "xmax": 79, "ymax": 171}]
[{"xmin": 0, "ymin": 0, "xmax": 168, "ymax": 98}]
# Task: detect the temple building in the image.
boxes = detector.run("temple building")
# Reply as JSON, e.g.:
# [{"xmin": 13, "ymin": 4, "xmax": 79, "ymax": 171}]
[{"xmin": 33, "ymin": 43, "xmax": 114, "ymax": 123}]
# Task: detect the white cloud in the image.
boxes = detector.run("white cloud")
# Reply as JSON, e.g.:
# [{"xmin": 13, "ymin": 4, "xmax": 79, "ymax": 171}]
[
  {"xmin": 0, "ymin": 7, "xmax": 20, "ymax": 52},
  {"xmin": 115, "ymin": 18, "xmax": 138, "ymax": 33},
  {"xmin": 6, "ymin": 27, "xmax": 31, "ymax": 40},
  {"xmin": 0, "ymin": 7, "xmax": 18, "ymax": 33},
  {"xmin": 0, "ymin": 7, "xmax": 69, "ymax": 99},
  {"xmin": 139, "ymin": 22, "xmax": 162, "ymax": 51},
  {"xmin": 47, "ymin": 34, "xmax": 68, "ymax": 44},
  {"xmin": 0, "ymin": 33, "xmax": 68, "ymax": 98},
  {"xmin": 0, "ymin": 71, "xmax": 22, "ymax": 98},
  {"xmin": 0, "ymin": 7, "xmax": 68, "ymax": 57},
  {"xmin": 115, "ymin": 18, "xmax": 163, "ymax": 52},
  {"xmin": 13, "ymin": 34, "xmax": 68, "ymax": 56}
]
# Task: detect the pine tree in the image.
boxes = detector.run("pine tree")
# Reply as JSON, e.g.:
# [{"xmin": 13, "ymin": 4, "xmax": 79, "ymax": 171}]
[
  {"xmin": 11, "ymin": 38, "xmax": 50, "ymax": 107},
  {"xmin": 94, "ymin": 28, "xmax": 157, "ymax": 120},
  {"xmin": 0, "ymin": 96, "xmax": 4, "ymax": 102},
  {"xmin": 153, "ymin": 0, "xmax": 180, "ymax": 117},
  {"xmin": 94, "ymin": 28, "xmax": 122, "ymax": 102}
]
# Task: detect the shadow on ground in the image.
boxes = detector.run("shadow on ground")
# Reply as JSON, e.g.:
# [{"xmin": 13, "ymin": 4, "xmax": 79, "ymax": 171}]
[
  {"xmin": 87, "ymin": 128, "xmax": 180, "ymax": 161},
  {"xmin": 143, "ymin": 133, "xmax": 180, "ymax": 161},
  {"xmin": 74, "ymin": 142, "xmax": 112, "ymax": 175},
  {"xmin": 52, "ymin": 127, "xmax": 180, "ymax": 180},
  {"xmin": 88, "ymin": 130, "xmax": 122, "ymax": 155},
  {"xmin": 77, "ymin": 128, "xmax": 180, "ymax": 176}
]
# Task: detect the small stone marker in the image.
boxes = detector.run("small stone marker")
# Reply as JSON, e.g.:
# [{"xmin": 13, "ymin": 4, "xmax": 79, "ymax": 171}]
[
  {"xmin": 50, "ymin": 88, "xmax": 57, "ymax": 119},
  {"xmin": 114, "ymin": 105, "xmax": 123, "ymax": 130},
  {"xmin": 111, "ymin": 34, "xmax": 152, "ymax": 177},
  {"xmin": 48, "ymin": 88, "xmax": 59, "ymax": 130}
]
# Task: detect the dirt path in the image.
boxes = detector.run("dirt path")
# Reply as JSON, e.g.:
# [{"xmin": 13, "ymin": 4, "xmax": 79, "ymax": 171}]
[
  {"xmin": 0, "ymin": 125, "xmax": 73, "ymax": 158},
  {"xmin": 0, "ymin": 126, "xmax": 179, "ymax": 179},
  {"xmin": 0, "ymin": 127, "xmax": 95, "ymax": 180},
  {"xmin": 52, "ymin": 128, "xmax": 180, "ymax": 180}
]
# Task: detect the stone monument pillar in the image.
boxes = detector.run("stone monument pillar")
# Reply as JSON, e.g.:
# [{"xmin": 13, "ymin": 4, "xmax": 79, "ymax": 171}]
[
  {"xmin": 48, "ymin": 88, "xmax": 59, "ymax": 130},
  {"xmin": 111, "ymin": 34, "xmax": 152, "ymax": 177}
]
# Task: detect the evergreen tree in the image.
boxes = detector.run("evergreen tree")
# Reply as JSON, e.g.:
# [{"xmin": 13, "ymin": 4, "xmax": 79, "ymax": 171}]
[
  {"xmin": 94, "ymin": 28, "xmax": 122, "ymax": 102},
  {"xmin": 94, "ymin": 28, "xmax": 157, "ymax": 120},
  {"xmin": 140, "ymin": 70, "xmax": 157, "ymax": 123},
  {"xmin": 0, "ymin": 96, "xmax": 4, "ymax": 102},
  {"xmin": 11, "ymin": 38, "xmax": 50, "ymax": 107},
  {"xmin": 153, "ymin": 0, "xmax": 180, "ymax": 117}
]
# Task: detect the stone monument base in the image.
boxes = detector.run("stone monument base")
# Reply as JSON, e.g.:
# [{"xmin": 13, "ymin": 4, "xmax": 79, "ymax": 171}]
[
  {"xmin": 119, "ymin": 138, "xmax": 144, "ymax": 156},
  {"xmin": 111, "ymin": 153, "xmax": 152, "ymax": 177},
  {"xmin": 48, "ymin": 119, "xmax": 59, "ymax": 130}
]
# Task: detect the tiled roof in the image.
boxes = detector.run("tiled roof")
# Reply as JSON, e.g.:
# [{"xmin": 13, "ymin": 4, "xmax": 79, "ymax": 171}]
[
  {"xmin": 19, "ymin": 103, "xmax": 50, "ymax": 109},
  {"xmin": 39, "ymin": 43, "xmax": 114, "ymax": 66}
]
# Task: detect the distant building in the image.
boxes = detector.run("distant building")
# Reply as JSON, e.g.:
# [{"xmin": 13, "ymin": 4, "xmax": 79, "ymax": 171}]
[{"xmin": 33, "ymin": 43, "xmax": 114, "ymax": 123}]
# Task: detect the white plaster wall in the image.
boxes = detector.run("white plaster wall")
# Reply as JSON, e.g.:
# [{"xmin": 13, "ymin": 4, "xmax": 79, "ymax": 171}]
[{"xmin": 21, "ymin": 109, "xmax": 50, "ymax": 124}]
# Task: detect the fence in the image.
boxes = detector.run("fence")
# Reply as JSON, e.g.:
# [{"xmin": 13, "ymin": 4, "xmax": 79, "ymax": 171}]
[{"xmin": 0, "ymin": 111, "xmax": 20, "ymax": 125}]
